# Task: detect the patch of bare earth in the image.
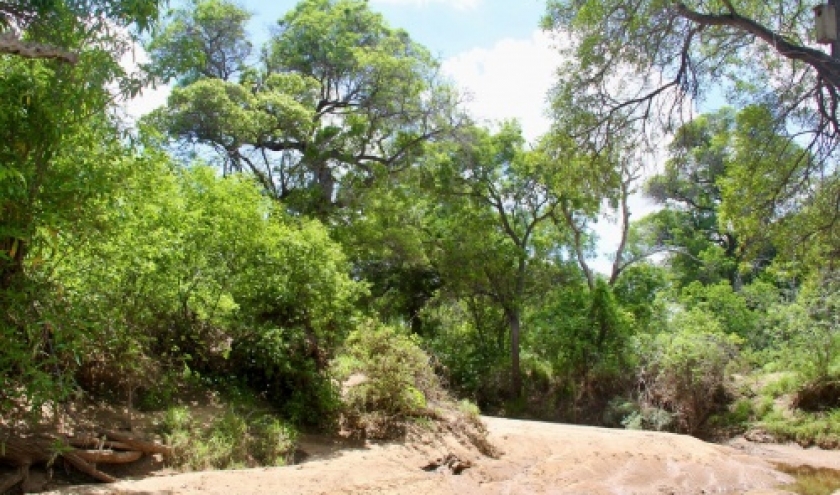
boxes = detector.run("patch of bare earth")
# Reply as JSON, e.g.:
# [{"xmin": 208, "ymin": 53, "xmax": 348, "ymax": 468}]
[{"xmin": 39, "ymin": 416, "xmax": 840, "ymax": 495}]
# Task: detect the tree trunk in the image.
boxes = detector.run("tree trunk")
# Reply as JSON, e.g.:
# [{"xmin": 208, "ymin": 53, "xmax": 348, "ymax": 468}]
[
  {"xmin": 508, "ymin": 309, "xmax": 522, "ymax": 398},
  {"xmin": 0, "ymin": 236, "xmax": 26, "ymax": 291}
]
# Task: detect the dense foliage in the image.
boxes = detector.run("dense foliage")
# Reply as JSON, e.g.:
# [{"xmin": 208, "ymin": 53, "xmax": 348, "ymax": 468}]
[{"xmin": 3, "ymin": 0, "xmax": 840, "ymax": 472}]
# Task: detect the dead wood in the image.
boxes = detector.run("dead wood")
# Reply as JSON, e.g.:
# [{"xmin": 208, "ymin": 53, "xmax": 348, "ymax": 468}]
[
  {"xmin": 95, "ymin": 429, "xmax": 172, "ymax": 456},
  {"xmin": 61, "ymin": 451, "xmax": 117, "ymax": 483},
  {"xmin": 74, "ymin": 449, "xmax": 143, "ymax": 464},
  {"xmin": 69, "ymin": 436, "xmax": 133, "ymax": 451},
  {"xmin": 0, "ymin": 429, "xmax": 169, "ymax": 492},
  {"xmin": 0, "ymin": 465, "xmax": 27, "ymax": 493}
]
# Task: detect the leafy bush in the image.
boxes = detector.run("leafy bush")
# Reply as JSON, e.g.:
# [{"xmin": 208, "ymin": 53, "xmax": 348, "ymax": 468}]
[
  {"xmin": 789, "ymin": 272, "xmax": 840, "ymax": 382},
  {"xmin": 760, "ymin": 407, "xmax": 840, "ymax": 449},
  {"xmin": 680, "ymin": 281, "xmax": 757, "ymax": 342},
  {"xmin": 229, "ymin": 325, "xmax": 342, "ymax": 428},
  {"xmin": 420, "ymin": 296, "xmax": 509, "ymax": 407},
  {"xmin": 250, "ymin": 416, "xmax": 299, "ymax": 466},
  {"xmin": 635, "ymin": 308, "xmax": 742, "ymax": 434},
  {"xmin": 161, "ymin": 406, "xmax": 298, "ymax": 470},
  {"xmin": 622, "ymin": 406, "xmax": 675, "ymax": 431},
  {"xmin": 332, "ymin": 321, "xmax": 444, "ymax": 438}
]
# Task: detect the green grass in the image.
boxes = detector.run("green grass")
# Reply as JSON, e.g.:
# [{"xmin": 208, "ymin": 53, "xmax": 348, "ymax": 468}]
[
  {"xmin": 161, "ymin": 406, "xmax": 298, "ymax": 470},
  {"xmin": 760, "ymin": 408, "xmax": 840, "ymax": 448}
]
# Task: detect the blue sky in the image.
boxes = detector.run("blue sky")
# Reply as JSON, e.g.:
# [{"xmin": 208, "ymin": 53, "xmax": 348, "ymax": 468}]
[
  {"xmin": 241, "ymin": 0, "xmax": 561, "ymax": 139},
  {"xmin": 242, "ymin": 0, "xmax": 547, "ymax": 59}
]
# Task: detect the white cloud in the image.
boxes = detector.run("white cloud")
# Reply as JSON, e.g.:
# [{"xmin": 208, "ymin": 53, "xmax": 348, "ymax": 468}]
[
  {"xmin": 117, "ymin": 44, "xmax": 171, "ymax": 124},
  {"xmin": 442, "ymin": 30, "xmax": 562, "ymax": 143},
  {"xmin": 443, "ymin": 31, "xmax": 663, "ymax": 274},
  {"xmin": 371, "ymin": 0, "xmax": 480, "ymax": 10},
  {"xmin": 590, "ymin": 191, "xmax": 661, "ymax": 275}
]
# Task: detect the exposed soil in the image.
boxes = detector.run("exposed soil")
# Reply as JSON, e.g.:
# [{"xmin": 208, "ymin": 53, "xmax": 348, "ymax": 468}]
[{"xmin": 33, "ymin": 416, "xmax": 840, "ymax": 495}]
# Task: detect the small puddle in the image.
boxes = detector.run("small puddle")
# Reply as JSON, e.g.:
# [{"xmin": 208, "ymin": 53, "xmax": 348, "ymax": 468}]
[{"xmin": 775, "ymin": 463, "xmax": 840, "ymax": 495}]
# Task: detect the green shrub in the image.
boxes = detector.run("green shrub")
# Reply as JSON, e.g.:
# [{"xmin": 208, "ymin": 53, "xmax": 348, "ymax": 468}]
[
  {"xmin": 761, "ymin": 408, "xmax": 840, "ymax": 448},
  {"xmin": 161, "ymin": 406, "xmax": 298, "ymax": 470},
  {"xmin": 332, "ymin": 320, "xmax": 444, "ymax": 438},
  {"xmin": 251, "ymin": 416, "xmax": 298, "ymax": 466},
  {"xmin": 760, "ymin": 372, "xmax": 801, "ymax": 397},
  {"xmin": 457, "ymin": 399, "xmax": 481, "ymax": 419},
  {"xmin": 622, "ymin": 407, "xmax": 675, "ymax": 431},
  {"xmin": 635, "ymin": 308, "xmax": 742, "ymax": 434},
  {"xmin": 229, "ymin": 325, "xmax": 342, "ymax": 428}
]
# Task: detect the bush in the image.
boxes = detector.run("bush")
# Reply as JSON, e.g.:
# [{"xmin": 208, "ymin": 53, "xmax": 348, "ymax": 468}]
[
  {"xmin": 635, "ymin": 308, "xmax": 742, "ymax": 434},
  {"xmin": 229, "ymin": 325, "xmax": 342, "ymax": 428},
  {"xmin": 332, "ymin": 321, "xmax": 444, "ymax": 438},
  {"xmin": 161, "ymin": 406, "xmax": 298, "ymax": 470},
  {"xmin": 760, "ymin": 408, "xmax": 840, "ymax": 449}
]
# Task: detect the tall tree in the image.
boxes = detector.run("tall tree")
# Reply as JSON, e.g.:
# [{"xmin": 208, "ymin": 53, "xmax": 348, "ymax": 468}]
[
  {"xmin": 539, "ymin": 131, "xmax": 647, "ymax": 288},
  {"xmin": 0, "ymin": 0, "xmax": 159, "ymax": 290},
  {"xmin": 430, "ymin": 123, "xmax": 557, "ymax": 397},
  {"xmin": 543, "ymin": 0, "xmax": 840, "ymax": 199},
  {"xmin": 642, "ymin": 108, "xmax": 744, "ymax": 286},
  {"xmin": 146, "ymin": 0, "xmax": 251, "ymax": 83},
  {"xmin": 638, "ymin": 105, "xmax": 816, "ymax": 285},
  {"xmin": 148, "ymin": 0, "xmax": 464, "ymax": 217}
]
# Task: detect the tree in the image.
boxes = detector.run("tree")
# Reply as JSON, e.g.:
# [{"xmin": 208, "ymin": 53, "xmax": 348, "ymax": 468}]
[
  {"xmin": 543, "ymin": 0, "xmax": 840, "ymax": 189},
  {"xmin": 0, "ymin": 0, "xmax": 159, "ymax": 290},
  {"xmin": 541, "ymin": 132, "xmax": 647, "ymax": 288},
  {"xmin": 637, "ymin": 105, "xmax": 825, "ymax": 284},
  {"xmin": 0, "ymin": 0, "xmax": 160, "ymax": 63},
  {"xmin": 148, "ymin": 0, "xmax": 464, "ymax": 218},
  {"xmin": 428, "ymin": 123, "xmax": 557, "ymax": 397},
  {"xmin": 717, "ymin": 105, "xmax": 838, "ymax": 265},
  {"xmin": 146, "ymin": 0, "xmax": 252, "ymax": 84},
  {"xmin": 640, "ymin": 108, "xmax": 744, "ymax": 286},
  {"xmin": 0, "ymin": 0, "xmax": 163, "ymax": 416}
]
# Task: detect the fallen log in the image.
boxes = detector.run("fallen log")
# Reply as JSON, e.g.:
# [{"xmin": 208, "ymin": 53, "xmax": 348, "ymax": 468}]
[
  {"xmin": 69, "ymin": 435, "xmax": 133, "ymax": 451},
  {"xmin": 61, "ymin": 451, "xmax": 117, "ymax": 483},
  {"xmin": 74, "ymin": 449, "xmax": 143, "ymax": 464},
  {"xmin": 95, "ymin": 429, "xmax": 172, "ymax": 456},
  {"xmin": 0, "ymin": 466, "xmax": 27, "ymax": 494},
  {"xmin": 0, "ymin": 429, "xmax": 170, "ymax": 492}
]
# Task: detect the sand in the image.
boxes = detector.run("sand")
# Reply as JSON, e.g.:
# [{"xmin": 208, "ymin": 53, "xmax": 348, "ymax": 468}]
[{"xmin": 46, "ymin": 416, "xmax": 840, "ymax": 495}]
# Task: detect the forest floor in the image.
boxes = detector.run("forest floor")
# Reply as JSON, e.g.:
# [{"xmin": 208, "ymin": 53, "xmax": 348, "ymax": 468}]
[{"xmin": 38, "ymin": 415, "xmax": 840, "ymax": 495}]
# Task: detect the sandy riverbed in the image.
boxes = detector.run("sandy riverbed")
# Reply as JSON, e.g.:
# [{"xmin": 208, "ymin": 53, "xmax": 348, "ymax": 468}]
[{"xmin": 49, "ymin": 416, "xmax": 840, "ymax": 495}]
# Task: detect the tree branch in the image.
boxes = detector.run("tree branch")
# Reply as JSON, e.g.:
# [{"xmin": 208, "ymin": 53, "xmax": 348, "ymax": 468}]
[
  {"xmin": 673, "ymin": 3, "xmax": 840, "ymax": 88},
  {"xmin": 0, "ymin": 32, "xmax": 78, "ymax": 64}
]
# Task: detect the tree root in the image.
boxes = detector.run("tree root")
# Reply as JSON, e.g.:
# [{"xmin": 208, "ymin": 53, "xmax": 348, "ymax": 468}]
[
  {"xmin": 0, "ymin": 465, "xmax": 27, "ymax": 493},
  {"xmin": 0, "ymin": 429, "xmax": 169, "ymax": 492}
]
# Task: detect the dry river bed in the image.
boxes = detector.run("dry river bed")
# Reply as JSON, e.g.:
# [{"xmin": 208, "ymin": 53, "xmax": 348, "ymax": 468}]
[{"xmin": 48, "ymin": 416, "xmax": 840, "ymax": 495}]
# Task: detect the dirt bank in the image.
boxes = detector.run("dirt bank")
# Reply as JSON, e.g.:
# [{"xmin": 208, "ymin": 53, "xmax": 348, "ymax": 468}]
[{"xmin": 48, "ymin": 416, "xmax": 840, "ymax": 495}]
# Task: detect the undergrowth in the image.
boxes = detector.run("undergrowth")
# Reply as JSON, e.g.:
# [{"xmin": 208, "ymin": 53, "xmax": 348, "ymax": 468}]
[
  {"xmin": 160, "ymin": 406, "xmax": 298, "ymax": 470},
  {"xmin": 331, "ymin": 321, "xmax": 497, "ymax": 456},
  {"xmin": 759, "ymin": 408, "xmax": 840, "ymax": 448}
]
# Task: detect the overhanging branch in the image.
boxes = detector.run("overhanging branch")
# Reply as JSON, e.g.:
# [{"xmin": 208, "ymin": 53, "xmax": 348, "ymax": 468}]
[
  {"xmin": 0, "ymin": 32, "xmax": 78, "ymax": 64},
  {"xmin": 673, "ymin": 3, "xmax": 840, "ymax": 89}
]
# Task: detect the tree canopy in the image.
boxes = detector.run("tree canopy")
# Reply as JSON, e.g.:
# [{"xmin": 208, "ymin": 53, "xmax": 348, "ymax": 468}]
[
  {"xmin": 543, "ymin": 0, "xmax": 840, "ymax": 161},
  {"xmin": 147, "ymin": 0, "xmax": 465, "ymax": 218},
  {"xmin": 5, "ymin": 2, "xmax": 840, "ymax": 487}
]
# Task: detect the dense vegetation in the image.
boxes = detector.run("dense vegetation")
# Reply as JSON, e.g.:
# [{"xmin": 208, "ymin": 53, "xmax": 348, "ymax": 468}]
[{"xmin": 3, "ymin": 0, "xmax": 840, "ymax": 478}]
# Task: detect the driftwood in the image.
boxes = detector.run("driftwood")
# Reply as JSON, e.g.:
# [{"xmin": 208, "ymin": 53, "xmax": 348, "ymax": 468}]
[{"xmin": 0, "ymin": 429, "xmax": 169, "ymax": 493}]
